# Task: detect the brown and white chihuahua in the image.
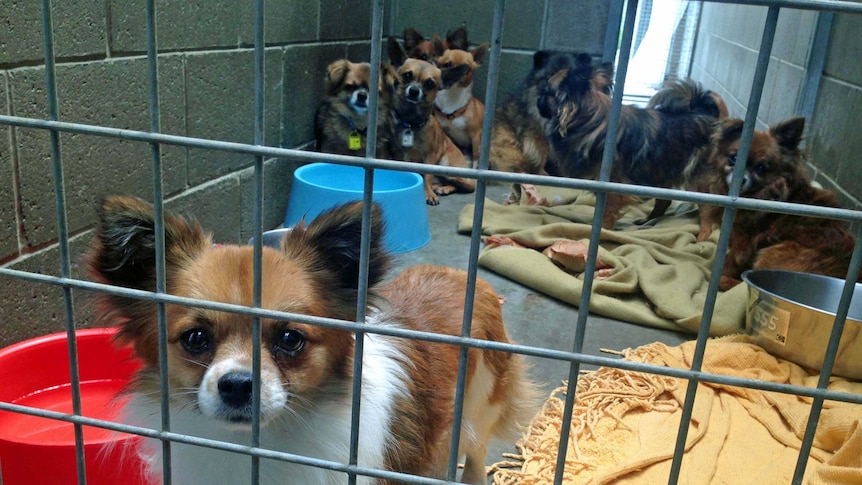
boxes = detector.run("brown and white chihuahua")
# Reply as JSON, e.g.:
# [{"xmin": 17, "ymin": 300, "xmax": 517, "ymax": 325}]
[
  {"xmin": 88, "ymin": 196, "xmax": 535, "ymax": 485},
  {"xmin": 386, "ymin": 36, "xmax": 475, "ymax": 205},
  {"xmin": 314, "ymin": 59, "xmax": 398, "ymax": 158},
  {"xmin": 433, "ymin": 41, "xmax": 490, "ymax": 164}
]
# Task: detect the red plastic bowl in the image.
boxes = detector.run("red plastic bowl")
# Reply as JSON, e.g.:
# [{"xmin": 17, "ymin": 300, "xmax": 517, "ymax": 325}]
[{"xmin": 0, "ymin": 327, "xmax": 148, "ymax": 485}]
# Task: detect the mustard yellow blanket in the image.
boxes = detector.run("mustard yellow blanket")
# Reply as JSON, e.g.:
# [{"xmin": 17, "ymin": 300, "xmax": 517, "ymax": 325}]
[
  {"xmin": 457, "ymin": 184, "xmax": 746, "ymax": 335},
  {"xmin": 492, "ymin": 336, "xmax": 862, "ymax": 484}
]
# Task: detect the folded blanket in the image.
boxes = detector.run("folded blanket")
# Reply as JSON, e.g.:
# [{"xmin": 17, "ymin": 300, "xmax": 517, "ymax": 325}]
[
  {"xmin": 458, "ymin": 184, "xmax": 746, "ymax": 335},
  {"xmin": 492, "ymin": 336, "xmax": 862, "ymax": 484}
]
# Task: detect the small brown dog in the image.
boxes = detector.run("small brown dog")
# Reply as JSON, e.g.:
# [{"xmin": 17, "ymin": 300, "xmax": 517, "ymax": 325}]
[
  {"xmin": 314, "ymin": 59, "xmax": 398, "ymax": 158},
  {"xmin": 403, "ymin": 25, "xmax": 469, "ymax": 62},
  {"xmin": 698, "ymin": 117, "xmax": 859, "ymax": 290},
  {"xmin": 432, "ymin": 41, "xmax": 490, "ymax": 164},
  {"xmin": 387, "ymin": 36, "xmax": 475, "ymax": 205}
]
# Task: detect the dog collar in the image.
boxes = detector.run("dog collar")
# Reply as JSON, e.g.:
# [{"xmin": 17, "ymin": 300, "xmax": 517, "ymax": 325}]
[
  {"xmin": 392, "ymin": 110, "xmax": 427, "ymax": 130},
  {"xmin": 434, "ymin": 103, "xmax": 469, "ymax": 120},
  {"xmin": 343, "ymin": 115, "xmax": 367, "ymax": 135}
]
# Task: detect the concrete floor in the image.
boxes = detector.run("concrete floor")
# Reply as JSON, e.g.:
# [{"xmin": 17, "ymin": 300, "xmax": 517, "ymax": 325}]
[{"xmin": 387, "ymin": 183, "xmax": 691, "ymax": 472}]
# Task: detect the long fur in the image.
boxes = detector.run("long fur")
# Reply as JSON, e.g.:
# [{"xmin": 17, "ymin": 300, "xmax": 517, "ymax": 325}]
[
  {"xmin": 489, "ymin": 51, "xmax": 605, "ymax": 175},
  {"xmin": 696, "ymin": 117, "xmax": 860, "ymax": 290},
  {"xmin": 314, "ymin": 59, "xmax": 398, "ymax": 158},
  {"xmin": 538, "ymin": 56, "xmax": 723, "ymax": 228},
  {"xmin": 87, "ymin": 196, "xmax": 535, "ymax": 485}
]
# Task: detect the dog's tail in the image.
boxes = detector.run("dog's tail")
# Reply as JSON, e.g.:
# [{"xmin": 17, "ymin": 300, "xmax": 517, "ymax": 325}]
[{"xmin": 647, "ymin": 79, "xmax": 728, "ymax": 119}]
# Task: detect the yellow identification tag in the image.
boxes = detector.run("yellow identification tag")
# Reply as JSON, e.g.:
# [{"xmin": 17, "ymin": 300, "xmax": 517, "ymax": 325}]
[{"xmin": 348, "ymin": 131, "xmax": 362, "ymax": 150}]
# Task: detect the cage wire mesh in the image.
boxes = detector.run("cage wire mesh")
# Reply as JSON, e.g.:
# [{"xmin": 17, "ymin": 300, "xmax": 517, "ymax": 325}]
[{"xmin": 0, "ymin": 0, "xmax": 862, "ymax": 484}]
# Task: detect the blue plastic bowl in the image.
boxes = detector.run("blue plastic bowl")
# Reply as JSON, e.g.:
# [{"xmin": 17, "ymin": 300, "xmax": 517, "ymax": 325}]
[{"xmin": 284, "ymin": 163, "xmax": 431, "ymax": 253}]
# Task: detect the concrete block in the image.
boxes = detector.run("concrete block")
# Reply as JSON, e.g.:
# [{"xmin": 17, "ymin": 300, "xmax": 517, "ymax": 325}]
[
  {"xmin": 281, "ymin": 43, "xmax": 348, "ymax": 148},
  {"xmin": 319, "ymin": 0, "xmax": 372, "ymax": 41},
  {"xmin": 544, "ymin": 0, "xmax": 609, "ymax": 55},
  {"xmin": 239, "ymin": 157, "xmax": 302, "ymax": 242},
  {"xmin": 773, "ymin": 9, "xmax": 816, "ymax": 67},
  {"xmin": 1, "ymin": 234, "xmax": 95, "ymax": 348},
  {"xmin": 346, "ymin": 42, "xmax": 373, "ymax": 63},
  {"xmin": 0, "ymin": 73, "xmax": 17, "ymax": 258},
  {"xmin": 109, "ymin": 0, "xmax": 238, "ymax": 54},
  {"xmin": 237, "ymin": 0, "xmax": 319, "ymax": 46},
  {"xmin": 10, "ymin": 56, "xmax": 187, "ymax": 248},
  {"xmin": 389, "ymin": 0, "xmax": 544, "ymax": 50},
  {"xmin": 808, "ymin": 78, "xmax": 862, "ymax": 200},
  {"xmin": 825, "ymin": 13, "xmax": 862, "ymax": 87},
  {"xmin": 185, "ymin": 48, "xmax": 284, "ymax": 185},
  {"xmin": 167, "ymin": 175, "xmax": 244, "ymax": 244},
  {"xmin": 763, "ymin": 60, "xmax": 803, "ymax": 125},
  {"xmin": 0, "ymin": 0, "xmax": 105, "ymax": 66}
]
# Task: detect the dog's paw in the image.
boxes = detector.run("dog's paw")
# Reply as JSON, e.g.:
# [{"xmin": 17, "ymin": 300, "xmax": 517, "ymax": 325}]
[
  {"xmin": 433, "ymin": 185, "xmax": 457, "ymax": 196},
  {"xmin": 426, "ymin": 196, "xmax": 440, "ymax": 206}
]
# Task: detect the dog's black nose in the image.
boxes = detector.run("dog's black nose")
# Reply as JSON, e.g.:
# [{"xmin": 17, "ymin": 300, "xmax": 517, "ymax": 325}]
[
  {"xmin": 406, "ymin": 85, "xmax": 422, "ymax": 102},
  {"xmin": 218, "ymin": 372, "xmax": 253, "ymax": 408},
  {"xmin": 356, "ymin": 90, "xmax": 368, "ymax": 102}
]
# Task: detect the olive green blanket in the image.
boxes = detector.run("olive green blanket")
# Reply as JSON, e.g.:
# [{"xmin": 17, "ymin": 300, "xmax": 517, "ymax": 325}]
[{"xmin": 457, "ymin": 184, "xmax": 747, "ymax": 336}]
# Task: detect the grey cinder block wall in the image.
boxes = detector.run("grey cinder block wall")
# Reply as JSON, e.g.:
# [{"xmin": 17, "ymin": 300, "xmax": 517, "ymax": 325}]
[
  {"xmin": 0, "ymin": 0, "xmax": 609, "ymax": 345},
  {"xmin": 689, "ymin": 3, "xmax": 862, "ymax": 210}
]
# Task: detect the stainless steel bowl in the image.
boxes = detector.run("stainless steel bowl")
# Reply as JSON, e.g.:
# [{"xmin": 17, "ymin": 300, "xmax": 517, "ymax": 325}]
[{"xmin": 742, "ymin": 269, "xmax": 862, "ymax": 379}]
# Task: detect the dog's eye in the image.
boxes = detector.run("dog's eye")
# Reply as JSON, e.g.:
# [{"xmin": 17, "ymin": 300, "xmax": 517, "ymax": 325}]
[
  {"xmin": 419, "ymin": 54, "xmax": 429, "ymax": 61},
  {"xmin": 402, "ymin": 71, "xmax": 413, "ymax": 82},
  {"xmin": 442, "ymin": 61, "xmax": 452, "ymax": 68},
  {"xmin": 274, "ymin": 329, "xmax": 305, "ymax": 355},
  {"xmin": 753, "ymin": 163, "xmax": 768, "ymax": 176},
  {"xmin": 180, "ymin": 328, "xmax": 212, "ymax": 354},
  {"xmin": 423, "ymin": 78, "xmax": 437, "ymax": 90},
  {"xmin": 728, "ymin": 154, "xmax": 737, "ymax": 166}
]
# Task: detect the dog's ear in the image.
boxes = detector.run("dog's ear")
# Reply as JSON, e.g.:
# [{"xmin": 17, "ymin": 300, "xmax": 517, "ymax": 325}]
[
  {"xmin": 283, "ymin": 202, "xmax": 390, "ymax": 291},
  {"xmin": 431, "ymin": 34, "xmax": 446, "ymax": 58},
  {"xmin": 715, "ymin": 118, "xmax": 745, "ymax": 145},
  {"xmin": 379, "ymin": 62, "xmax": 400, "ymax": 96},
  {"xmin": 561, "ymin": 63, "xmax": 594, "ymax": 97},
  {"xmin": 770, "ymin": 117, "xmax": 805, "ymax": 152},
  {"xmin": 387, "ymin": 36, "xmax": 407, "ymax": 67},
  {"xmin": 325, "ymin": 59, "xmax": 351, "ymax": 96},
  {"xmin": 446, "ymin": 24, "xmax": 469, "ymax": 51},
  {"xmin": 591, "ymin": 62, "xmax": 614, "ymax": 96},
  {"xmin": 441, "ymin": 64, "xmax": 470, "ymax": 89},
  {"xmin": 533, "ymin": 50, "xmax": 551, "ymax": 69},
  {"xmin": 403, "ymin": 28, "xmax": 424, "ymax": 51},
  {"xmin": 89, "ymin": 195, "xmax": 210, "ymax": 292},
  {"xmin": 574, "ymin": 53, "xmax": 593, "ymax": 69},
  {"xmin": 471, "ymin": 42, "xmax": 490, "ymax": 65}
]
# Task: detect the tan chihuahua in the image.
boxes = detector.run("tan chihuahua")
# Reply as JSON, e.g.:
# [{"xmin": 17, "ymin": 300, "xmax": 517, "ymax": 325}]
[
  {"xmin": 387, "ymin": 36, "xmax": 475, "ymax": 205},
  {"xmin": 433, "ymin": 41, "xmax": 490, "ymax": 165}
]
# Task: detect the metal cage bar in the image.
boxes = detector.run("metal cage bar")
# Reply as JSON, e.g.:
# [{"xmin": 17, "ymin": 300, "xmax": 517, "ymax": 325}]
[
  {"xmin": 1, "ymin": 0, "xmax": 861, "ymax": 484},
  {"xmin": 39, "ymin": 1, "xmax": 88, "ymax": 483}
]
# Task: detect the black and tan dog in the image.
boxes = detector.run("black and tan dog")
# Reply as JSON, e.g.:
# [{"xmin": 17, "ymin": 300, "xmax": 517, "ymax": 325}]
[
  {"xmin": 489, "ymin": 51, "xmax": 602, "ymax": 175},
  {"xmin": 314, "ymin": 59, "xmax": 399, "ymax": 158},
  {"xmin": 537, "ymin": 54, "xmax": 725, "ymax": 228},
  {"xmin": 386, "ymin": 36, "xmax": 474, "ymax": 205}
]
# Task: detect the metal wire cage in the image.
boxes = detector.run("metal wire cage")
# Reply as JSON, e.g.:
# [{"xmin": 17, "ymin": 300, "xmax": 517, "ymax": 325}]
[{"xmin": 1, "ymin": 0, "xmax": 862, "ymax": 484}]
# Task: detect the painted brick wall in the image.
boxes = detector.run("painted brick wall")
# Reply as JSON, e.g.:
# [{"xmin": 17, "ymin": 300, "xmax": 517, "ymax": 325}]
[{"xmin": 0, "ymin": 0, "xmax": 373, "ymax": 345}]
